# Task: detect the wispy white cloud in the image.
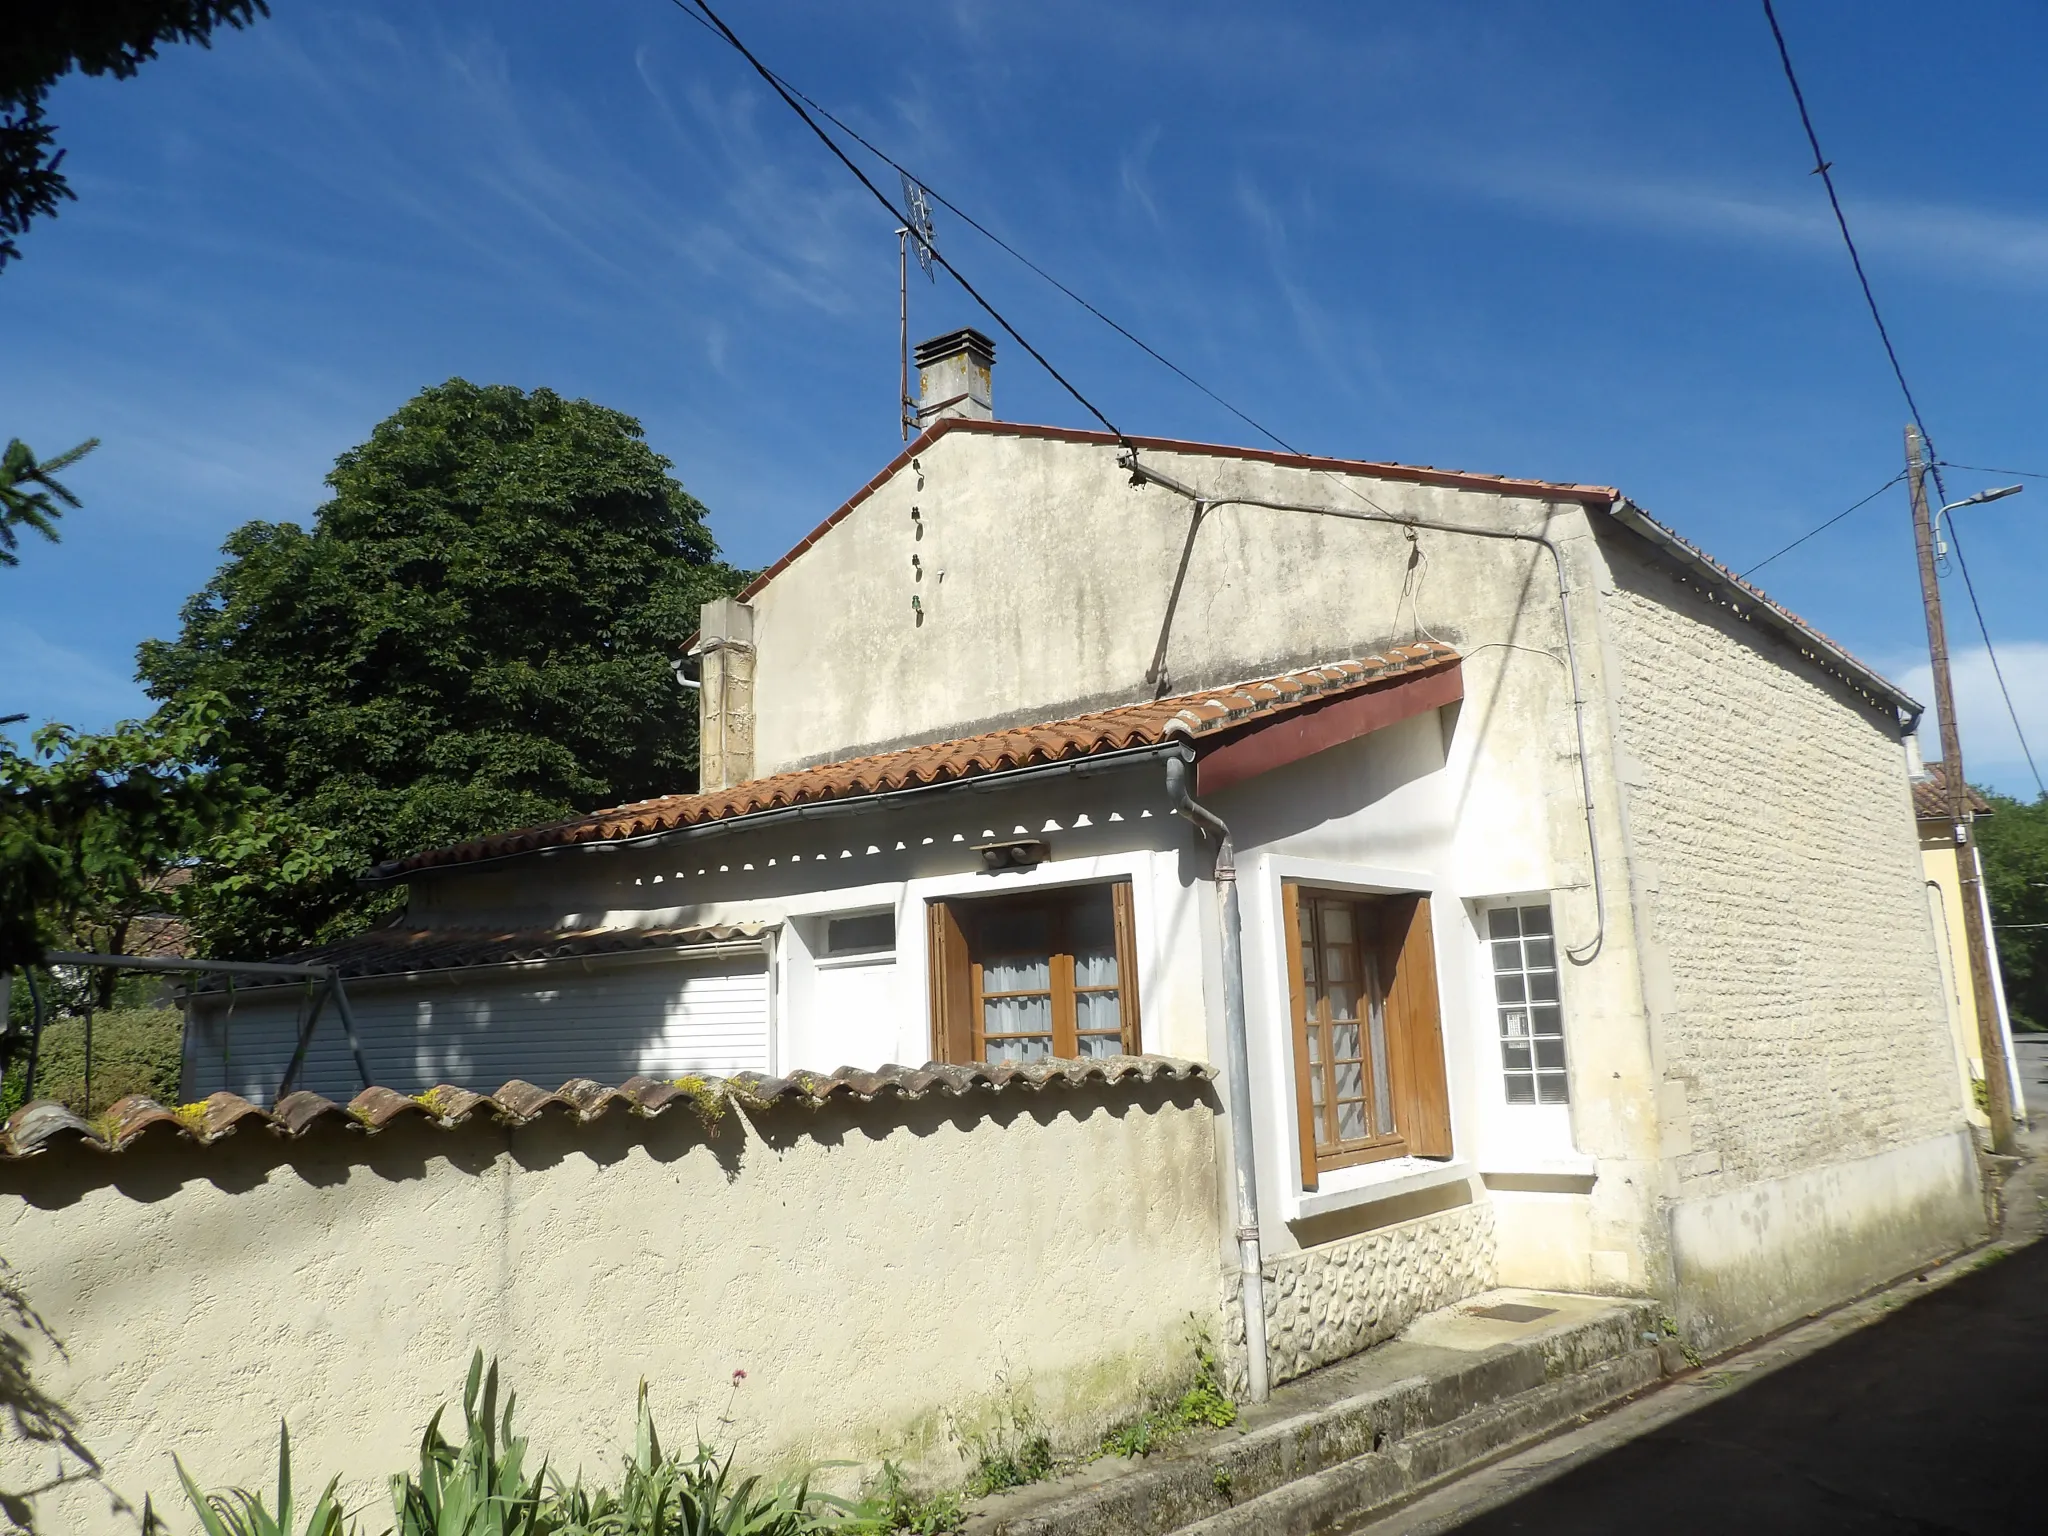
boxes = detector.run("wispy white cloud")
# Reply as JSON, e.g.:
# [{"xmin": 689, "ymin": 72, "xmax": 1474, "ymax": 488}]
[
  {"xmin": 1897, "ymin": 643, "xmax": 2048, "ymax": 798},
  {"xmin": 1425, "ymin": 156, "xmax": 2048, "ymax": 292}
]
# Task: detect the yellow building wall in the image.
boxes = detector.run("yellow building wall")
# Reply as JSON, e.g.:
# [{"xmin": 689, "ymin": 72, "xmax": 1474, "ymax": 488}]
[{"xmin": 1921, "ymin": 828, "xmax": 1988, "ymax": 1126}]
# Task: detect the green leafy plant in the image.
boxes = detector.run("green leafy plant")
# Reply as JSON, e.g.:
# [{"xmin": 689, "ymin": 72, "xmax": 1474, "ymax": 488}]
[
  {"xmin": 171, "ymin": 1423, "xmax": 348, "ymax": 1536},
  {"xmin": 855, "ymin": 1465, "xmax": 961, "ymax": 1536},
  {"xmin": 389, "ymin": 1352, "xmax": 549, "ymax": 1536},
  {"xmin": 547, "ymin": 1378, "xmax": 864, "ymax": 1536},
  {"xmin": 1097, "ymin": 1346, "xmax": 1237, "ymax": 1460}
]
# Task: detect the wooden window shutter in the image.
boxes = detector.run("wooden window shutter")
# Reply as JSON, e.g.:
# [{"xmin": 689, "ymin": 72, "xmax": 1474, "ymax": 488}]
[
  {"xmin": 1381, "ymin": 894, "xmax": 1452, "ymax": 1158},
  {"xmin": 1110, "ymin": 880, "xmax": 1143, "ymax": 1054},
  {"xmin": 927, "ymin": 900, "xmax": 974, "ymax": 1065},
  {"xmin": 1280, "ymin": 882, "xmax": 1321, "ymax": 1190}
]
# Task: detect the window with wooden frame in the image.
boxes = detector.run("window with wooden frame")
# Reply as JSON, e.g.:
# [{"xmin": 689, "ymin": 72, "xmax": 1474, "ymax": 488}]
[
  {"xmin": 927, "ymin": 882, "xmax": 1141, "ymax": 1064},
  {"xmin": 1282, "ymin": 885, "xmax": 1451, "ymax": 1186}
]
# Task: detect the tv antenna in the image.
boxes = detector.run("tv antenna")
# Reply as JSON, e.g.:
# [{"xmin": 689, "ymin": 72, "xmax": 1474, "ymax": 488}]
[{"xmin": 898, "ymin": 172, "xmax": 936, "ymax": 439}]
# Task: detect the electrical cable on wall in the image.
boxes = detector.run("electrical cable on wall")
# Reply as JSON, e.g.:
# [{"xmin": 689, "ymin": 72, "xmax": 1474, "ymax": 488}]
[
  {"xmin": 1940, "ymin": 518, "xmax": 2046, "ymax": 797},
  {"xmin": 1739, "ymin": 473, "xmax": 1902, "ymax": 579}
]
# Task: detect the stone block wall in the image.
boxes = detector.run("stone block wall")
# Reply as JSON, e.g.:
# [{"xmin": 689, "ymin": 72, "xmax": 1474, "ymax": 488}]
[
  {"xmin": 1221, "ymin": 1202, "xmax": 1496, "ymax": 1390},
  {"xmin": 1600, "ymin": 540, "xmax": 1965, "ymax": 1197}
]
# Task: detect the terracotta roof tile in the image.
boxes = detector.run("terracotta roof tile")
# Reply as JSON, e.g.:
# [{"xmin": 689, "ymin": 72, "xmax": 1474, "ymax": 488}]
[
  {"xmin": 0, "ymin": 1057, "xmax": 1210, "ymax": 1160},
  {"xmin": 1912, "ymin": 762, "xmax": 1993, "ymax": 821},
  {"xmin": 370, "ymin": 643, "xmax": 1461, "ymax": 880}
]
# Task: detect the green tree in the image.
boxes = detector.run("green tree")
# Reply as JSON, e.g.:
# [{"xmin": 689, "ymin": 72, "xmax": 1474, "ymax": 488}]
[
  {"xmin": 3, "ymin": 2, "xmax": 269, "ymax": 267},
  {"xmin": 140, "ymin": 379, "xmax": 746, "ymax": 957},
  {"xmin": 0, "ymin": 436, "xmax": 96, "ymax": 566},
  {"xmin": 0, "ymin": 696, "xmax": 246, "ymax": 989},
  {"xmin": 1979, "ymin": 789, "xmax": 2048, "ymax": 1032}
]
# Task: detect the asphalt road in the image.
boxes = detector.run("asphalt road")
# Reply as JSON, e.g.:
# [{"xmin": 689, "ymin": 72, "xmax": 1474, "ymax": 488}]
[{"xmin": 1448, "ymin": 1237, "xmax": 2047, "ymax": 1534}]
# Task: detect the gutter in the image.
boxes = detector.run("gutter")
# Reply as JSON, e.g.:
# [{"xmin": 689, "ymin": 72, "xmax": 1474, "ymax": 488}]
[
  {"xmin": 179, "ymin": 939, "xmax": 768, "ymax": 1004},
  {"xmin": 1164, "ymin": 752, "xmax": 1271, "ymax": 1403},
  {"xmin": 1605, "ymin": 498, "xmax": 1924, "ymax": 727},
  {"xmin": 365, "ymin": 741, "xmax": 1188, "ymax": 887}
]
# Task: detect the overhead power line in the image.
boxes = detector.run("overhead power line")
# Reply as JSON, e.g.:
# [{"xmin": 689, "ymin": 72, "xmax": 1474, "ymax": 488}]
[
  {"xmin": 1759, "ymin": 0, "xmax": 1947, "ymax": 505},
  {"xmin": 1938, "ymin": 460, "xmax": 2048, "ymax": 483},
  {"xmin": 1739, "ymin": 472, "xmax": 1902, "ymax": 579},
  {"xmin": 670, "ymin": 0, "xmax": 1125, "ymax": 444},
  {"xmin": 1941, "ymin": 516, "xmax": 2046, "ymax": 797},
  {"xmin": 664, "ymin": 0, "xmax": 1298, "ymax": 458},
  {"xmin": 1760, "ymin": 0, "xmax": 2041, "ymax": 793}
]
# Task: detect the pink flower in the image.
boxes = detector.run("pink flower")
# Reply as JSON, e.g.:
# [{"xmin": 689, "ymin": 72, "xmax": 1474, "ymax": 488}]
[{"xmin": 732, "ymin": 1369, "xmax": 747, "ymax": 1382}]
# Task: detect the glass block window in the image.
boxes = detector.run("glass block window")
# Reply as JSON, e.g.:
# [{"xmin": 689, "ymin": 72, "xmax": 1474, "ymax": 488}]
[{"xmin": 1488, "ymin": 903, "xmax": 1568, "ymax": 1105}]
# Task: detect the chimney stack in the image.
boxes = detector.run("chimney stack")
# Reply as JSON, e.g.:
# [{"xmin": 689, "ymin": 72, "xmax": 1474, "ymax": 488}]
[
  {"xmin": 913, "ymin": 328, "xmax": 995, "ymax": 434},
  {"xmin": 692, "ymin": 597, "xmax": 755, "ymax": 790}
]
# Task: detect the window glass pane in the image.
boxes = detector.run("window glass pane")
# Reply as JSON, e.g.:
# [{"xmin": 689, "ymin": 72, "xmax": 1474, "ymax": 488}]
[
  {"xmin": 1075, "ymin": 990, "xmax": 1122, "ymax": 1037},
  {"xmin": 1368, "ymin": 1008, "xmax": 1395, "ymax": 1137},
  {"xmin": 1321, "ymin": 903, "xmax": 1354, "ymax": 943},
  {"xmin": 1330, "ymin": 1022, "xmax": 1361, "ymax": 1064},
  {"xmin": 984, "ymin": 953, "xmax": 1050, "ymax": 993},
  {"xmin": 1489, "ymin": 902, "xmax": 1567, "ymax": 1106},
  {"xmin": 1334, "ymin": 1059, "xmax": 1364, "ymax": 1102},
  {"xmin": 983, "ymin": 994, "xmax": 1051, "ymax": 1049},
  {"xmin": 987, "ymin": 1034, "xmax": 1053, "ymax": 1064},
  {"xmin": 1075, "ymin": 1032, "xmax": 1122, "ymax": 1058},
  {"xmin": 826, "ymin": 912, "xmax": 895, "ymax": 955},
  {"xmin": 979, "ymin": 905, "xmax": 1051, "ymax": 959},
  {"xmin": 1325, "ymin": 981, "xmax": 1361, "ymax": 1021},
  {"xmin": 1336, "ymin": 1099, "xmax": 1367, "ymax": 1139}
]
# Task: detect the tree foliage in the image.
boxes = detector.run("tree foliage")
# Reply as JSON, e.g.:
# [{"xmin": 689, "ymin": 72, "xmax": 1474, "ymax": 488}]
[
  {"xmin": 2, "ymin": 2, "xmax": 269, "ymax": 267},
  {"xmin": 0, "ymin": 436, "xmax": 96, "ymax": 566},
  {"xmin": 139, "ymin": 379, "xmax": 746, "ymax": 957},
  {"xmin": 0, "ymin": 696, "xmax": 245, "ymax": 984},
  {"xmin": 1979, "ymin": 789, "xmax": 2048, "ymax": 1032}
]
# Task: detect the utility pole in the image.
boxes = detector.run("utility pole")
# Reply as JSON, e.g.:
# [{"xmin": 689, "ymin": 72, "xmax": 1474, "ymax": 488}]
[{"xmin": 1906, "ymin": 423, "xmax": 2015, "ymax": 1154}]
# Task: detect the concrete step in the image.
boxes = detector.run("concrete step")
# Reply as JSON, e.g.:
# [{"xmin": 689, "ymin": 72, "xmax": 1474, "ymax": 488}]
[{"xmin": 977, "ymin": 1290, "xmax": 1666, "ymax": 1536}]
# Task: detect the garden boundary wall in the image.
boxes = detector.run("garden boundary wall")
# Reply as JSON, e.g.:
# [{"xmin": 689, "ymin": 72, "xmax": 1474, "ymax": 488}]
[{"xmin": 0, "ymin": 1060, "xmax": 1222, "ymax": 1535}]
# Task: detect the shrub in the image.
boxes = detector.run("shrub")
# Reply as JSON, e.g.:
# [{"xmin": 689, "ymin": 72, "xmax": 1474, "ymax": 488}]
[
  {"xmin": 3, "ymin": 1007, "xmax": 181, "ymax": 1116},
  {"xmin": 390, "ymin": 1352, "xmax": 550, "ymax": 1536}
]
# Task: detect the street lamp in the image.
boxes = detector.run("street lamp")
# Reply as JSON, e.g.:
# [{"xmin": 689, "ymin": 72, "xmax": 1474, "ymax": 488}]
[{"xmin": 1934, "ymin": 482, "xmax": 2022, "ymax": 559}]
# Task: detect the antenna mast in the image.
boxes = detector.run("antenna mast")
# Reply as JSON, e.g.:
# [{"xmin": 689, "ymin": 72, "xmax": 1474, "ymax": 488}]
[{"xmin": 898, "ymin": 172, "xmax": 935, "ymax": 440}]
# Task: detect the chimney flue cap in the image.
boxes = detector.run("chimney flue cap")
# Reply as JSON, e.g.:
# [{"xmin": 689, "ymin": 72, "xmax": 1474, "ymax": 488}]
[{"xmin": 914, "ymin": 327, "xmax": 996, "ymax": 369}]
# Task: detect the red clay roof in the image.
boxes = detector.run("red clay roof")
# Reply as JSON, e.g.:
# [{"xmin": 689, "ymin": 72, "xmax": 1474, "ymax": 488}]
[
  {"xmin": 734, "ymin": 417, "xmax": 1621, "ymax": 606},
  {"xmin": 1912, "ymin": 762, "xmax": 1993, "ymax": 821},
  {"xmin": 371, "ymin": 642, "xmax": 1461, "ymax": 881}
]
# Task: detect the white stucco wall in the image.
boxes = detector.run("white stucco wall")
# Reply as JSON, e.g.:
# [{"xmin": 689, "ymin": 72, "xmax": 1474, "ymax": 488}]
[{"xmin": 2, "ymin": 1079, "xmax": 1222, "ymax": 1535}]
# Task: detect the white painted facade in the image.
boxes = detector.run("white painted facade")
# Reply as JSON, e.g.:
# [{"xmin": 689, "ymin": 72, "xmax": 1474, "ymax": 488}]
[{"xmin": 202, "ymin": 416, "xmax": 1986, "ymax": 1367}]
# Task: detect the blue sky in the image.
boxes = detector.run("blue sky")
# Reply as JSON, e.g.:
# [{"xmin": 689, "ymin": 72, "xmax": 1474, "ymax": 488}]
[{"xmin": 4, "ymin": 0, "xmax": 2045, "ymax": 792}]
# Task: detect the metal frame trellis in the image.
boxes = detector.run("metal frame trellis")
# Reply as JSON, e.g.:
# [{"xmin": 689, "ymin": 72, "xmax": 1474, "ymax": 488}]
[{"xmin": 3, "ymin": 951, "xmax": 373, "ymax": 1111}]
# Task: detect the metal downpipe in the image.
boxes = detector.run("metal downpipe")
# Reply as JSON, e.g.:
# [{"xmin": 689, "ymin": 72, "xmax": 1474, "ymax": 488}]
[{"xmin": 1165, "ymin": 751, "xmax": 1270, "ymax": 1403}]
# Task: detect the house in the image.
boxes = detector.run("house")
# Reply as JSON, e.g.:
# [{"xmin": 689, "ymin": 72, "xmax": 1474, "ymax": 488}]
[
  {"xmin": 177, "ymin": 327, "xmax": 1985, "ymax": 1387},
  {"xmin": 1911, "ymin": 759, "xmax": 2024, "ymax": 1121}
]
